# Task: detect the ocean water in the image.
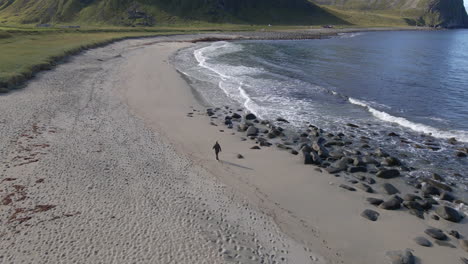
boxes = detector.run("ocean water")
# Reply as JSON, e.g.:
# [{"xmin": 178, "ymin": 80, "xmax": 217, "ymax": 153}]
[{"xmin": 174, "ymin": 30, "xmax": 468, "ymax": 194}]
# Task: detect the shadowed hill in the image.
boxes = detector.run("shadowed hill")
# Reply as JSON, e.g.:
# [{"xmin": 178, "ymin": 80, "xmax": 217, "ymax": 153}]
[{"xmin": 0, "ymin": 0, "xmax": 348, "ymax": 25}]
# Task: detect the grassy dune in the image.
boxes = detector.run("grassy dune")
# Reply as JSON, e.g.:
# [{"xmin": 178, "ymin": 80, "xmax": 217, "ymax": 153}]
[{"xmin": 0, "ymin": 29, "xmax": 192, "ymax": 93}]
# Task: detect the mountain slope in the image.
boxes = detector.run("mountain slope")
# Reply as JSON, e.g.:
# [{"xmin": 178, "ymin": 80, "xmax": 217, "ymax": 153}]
[
  {"xmin": 312, "ymin": 0, "xmax": 468, "ymax": 27},
  {"xmin": 0, "ymin": 0, "xmax": 348, "ymax": 25}
]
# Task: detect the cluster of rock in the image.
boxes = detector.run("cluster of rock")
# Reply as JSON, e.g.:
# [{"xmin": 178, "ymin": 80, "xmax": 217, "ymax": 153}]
[{"xmin": 203, "ymin": 106, "xmax": 467, "ymax": 261}]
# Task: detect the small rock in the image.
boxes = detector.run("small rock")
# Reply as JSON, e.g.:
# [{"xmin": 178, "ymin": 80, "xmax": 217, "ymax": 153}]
[
  {"xmin": 246, "ymin": 126, "xmax": 258, "ymax": 136},
  {"xmin": 245, "ymin": 113, "xmax": 257, "ymax": 120},
  {"xmin": 339, "ymin": 184, "xmax": 356, "ymax": 192},
  {"xmin": 432, "ymin": 173, "xmax": 444, "ymax": 181},
  {"xmin": 435, "ymin": 206, "xmax": 462, "ymax": 223},
  {"xmin": 361, "ymin": 209, "xmax": 379, "ymax": 221},
  {"xmin": 290, "ymin": 149, "xmax": 299, "ymax": 155},
  {"xmin": 376, "ymin": 169, "xmax": 400, "ymax": 179},
  {"xmin": 237, "ymin": 154, "xmax": 244, "ymax": 159},
  {"xmin": 346, "ymin": 123, "xmax": 359, "ymax": 128},
  {"xmin": 380, "ymin": 196, "xmax": 402, "ymax": 210},
  {"xmin": 250, "ymin": 146, "xmax": 261, "ymax": 150},
  {"xmin": 424, "ymin": 228, "xmax": 447, "ymax": 240},
  {"xmin": 276, "ymin": 117, "xmax": 289, "ymax": 123},
  {"xmin": 449, "ymin": 230, "xmax": 460, "ymax": 239},
  {"xmin": 367, "ymin": 197, "xmax": 384, "ymax": 206},
  {"xmin": 355, "ymin": 183, "xmax": 373, "ymax": 193},
  {"xmin": 403, "ymin": 194, "xmax": 421, "ymax": 201},
  {"xmin": 385, "ymin": 249, "xmax": 415, "ymax": 264},
  {"xmin": 348, "ymin": 166, "xmax": 367, "ymax": 173},
  {"xmin": 434, "ymin": 240, "xmax": 456, "ymax": 248},
  {"xmin": 382, "ymin": 183, "xmax": 400, "ymax": 195},
  {"xmin": 431, "ymin": 214, "xmax": 440, "ymax": 221},
  {"xmin": 422, "ymin": 185, "xmax": 440, "ymax": 196},
  {"xmin": 439, "ymin": 192, "xmax": 455, "ymax": 202},
  {"xmin": 414, "ymin": 237, "xmax": 432, "ymax": 247},
  {"xmin": 456, "ymin": 151, "xmax": 467, "ymax": 157}
]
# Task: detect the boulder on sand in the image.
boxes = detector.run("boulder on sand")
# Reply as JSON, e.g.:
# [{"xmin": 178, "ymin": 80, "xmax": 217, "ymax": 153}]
[
  {"xmin": 246, "ymin": 126, "xmax": 258, "ymax": 136},
  {"xmin": 361, "ymin": 209, "xmax": 380, "ymax": 221},
  {"xmin": 435, "ymin": 206, "xmax": 462, "ymax": 223},
  {"xmin": 379, "ymin": 196, "xmax": 402, "ymax": 210},
  {"xmin": 385, "ymin": 249, "xmax": 415, "ymax": 264},
  {"xmin": 414, "ymin": 237, "xmax": 432, "ymax": 247},
  {"xmin": 424, "ymin": 228, "xmax": 447, "ymax": 240},
  {"xmin": 382, "ymin": 183, "xmax": 400, "ymax": 195},
  {"xmin": 245, "ymin": 113, "xmax": 257, "ymax": 120},
  {"xmin": 376, "ymin": 169, "xmax": 400, "ymax": 179}
]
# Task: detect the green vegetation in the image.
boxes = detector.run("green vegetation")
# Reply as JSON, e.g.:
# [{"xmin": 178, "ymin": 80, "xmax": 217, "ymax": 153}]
[{"xmin": 0, "ymin": 29, "xmax": 192, "ymax": 93}]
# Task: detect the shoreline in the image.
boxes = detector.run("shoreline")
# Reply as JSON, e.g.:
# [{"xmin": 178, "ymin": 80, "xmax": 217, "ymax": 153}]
[
  {"xmin": 0, "ymin": 31, "xmax": 466, "ymax": 263},
  {"xmin": 122, "ymin": 38, "xmax": 467, "ymax": 263}
]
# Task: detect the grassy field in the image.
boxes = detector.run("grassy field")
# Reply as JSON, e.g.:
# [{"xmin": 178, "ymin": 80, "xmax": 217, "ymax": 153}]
[{"xmin": 0, "ymin": 26, "xmax": 229, "ymax": 93}]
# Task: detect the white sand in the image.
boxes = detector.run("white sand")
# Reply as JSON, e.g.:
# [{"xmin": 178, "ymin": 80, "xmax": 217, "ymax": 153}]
[{"xmin": 0, "ymin": 35, "xmax": 466, "ymax": 264}]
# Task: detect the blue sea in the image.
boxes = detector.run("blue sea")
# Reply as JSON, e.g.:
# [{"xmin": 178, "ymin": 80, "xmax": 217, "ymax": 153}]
[{"xmin": 174, "ymin": 30, "xmax": 468, "ymax": 195}]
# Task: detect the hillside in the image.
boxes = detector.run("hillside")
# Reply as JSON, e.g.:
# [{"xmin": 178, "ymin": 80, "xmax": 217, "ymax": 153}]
[
  {"xmin": 0, "ymin": 0, "xmax": 347, "ymax": 26},
  {"xmin": 313, "ymin": 0, "xmax": 468, "ymax": 28},
  {"xmin": 0, "ymin": 0, "xmax": 466, "ymax": 27}
]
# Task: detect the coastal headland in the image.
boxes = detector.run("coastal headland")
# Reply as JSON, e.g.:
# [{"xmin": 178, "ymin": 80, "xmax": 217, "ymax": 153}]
[{"xmin": 0, "ymin": 32, "xmax": 467, "ymax": 264}]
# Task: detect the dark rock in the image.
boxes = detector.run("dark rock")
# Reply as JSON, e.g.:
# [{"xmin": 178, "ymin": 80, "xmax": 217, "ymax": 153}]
[
  {"xmin": 424, "ymin": 197, "xmax": 439, "ymax": 205},
  {"xmin": 348, "ymin": 179, "xmax": 359, "ymax": 184},
  {"xmin": 456, "ymin": 151, "xmax": 467, "ymax": 157},
  {"xmin": 385, "ymin": 249, "xmax": 415, "ymax": 264},
  {"xmin": 339, "ymin": 184, "xmax": 356, "ymax": 191},
  {"xmin": 367, "ymin": 197, "xmax": 384, "ymax": 206},
  {"xmin": 276, "ymin": 117, "xmax": 289, "ymax": 123},
  {"xmin": 382, "ymin": 156, "xmax": 401, "ymax": 167},
  {"xmin": 290, "ymin": 150, "xmax": 299, "ymax": 155},
  {"xmin": 425, "ymin": 179, "xmax": 453, "ymax": 192},
  {"xmin": 435, "ymin": 206, "xmax": 462, "ymax": 223},
  {"xmin": 432, "ymin": 173, "xmax": 444, "ymax": 181},
  {"xmin": 355, "ymin": 183, "xmax": 373, "ymax": 193},
  {"xmin": 238, "ymin": 123, "xmax": 249, "ymax": 132},
  {"xmin": 362, "ymin": 156, "xmax": 379, "ymax": 165},
  {"xmin": 326, "ymin": 167, "xmax": 345, "ymax": 174},
  {"xmin": 361, "ymin": 209, "xmax": 379, "ymax": 221},
  {"xmin": 245, "ymin": 113, "xmax": 257, "ymax": 120},
  {"xmin": 346, "ymin": 123, "xmax": 359, "ymax": 128},
  {"xmin": 439, "ymin": 192, "xmax": 455, "ymax": 202},
  {"xmin": 434, "ymin": 240, "xmax": 456, "ymax": 248},
  {"xmin": 303, "ymin": 152, "xmax": 314, "ymax": 165},
  {"xmin": 376, "ymin": 169, "xmax": 400, "ymax": 179},
  {"xmin": 246, "ymin": 126, "xmax": 258, "ymax": 136},
  {"xmin": 365, "ymin": 177, "xmax": 376, "ymax": 185},
  {"xmin": 250, "ymin": 146, "xmax": 261, "ymax": 150},
  {"xmin": 382, "ymin": 183, "xmax": 400, "ymax": 195},
  {"xmin": 388, "ymin": 132, "xmax": 400, "ymax": 137},
  {"xmin": 237, "ymin": 154, "xmax": 244, "ymax": 159},
  {"xmin": 403, "ymin": 201, "xmax": 424, "ymax": 211},
  {"xmin": 259, "ymin": 141, "xmax": 272, "ymax": 147},
  {"xmin": 417, "ymin": 200, "xmax": 433, "ymax": 210},
  {"xmin": 414, "ymin": 237, "xmax": 432, "ymax": 247},
  {"xmin": 231, "ymin": 113, "xmax": 241, "ymax": 119},
  {"xmin": 431, "ymin": 214, "xmax": 440, "ymax": 220},
  {"xmin": 449, "ymin": 230, "xmax": 460, "ymax": 239},
  {"xmin": 408, "ymin": 209, "xmax": 425, "ymax": 219},
  {"xmin": 374, "ymin": 148, "xmax": 389, "ymax": 157},
  {"xmin": 403, "ymin": 194, "xmax": 421, "ymax": 201},
  {"xmin": 422, "ymin": 185, "xmax": 440, "ymax": 196},
  {"xmin": 348, "ymin": 166, "xmax": 367, "ymax": 173},
  {"xmin": 310, "ymin": 151, "xmax": 322, "ymax": 165},
  {"xmin": 424, "ymin": 228, "xmax": 447, "ymax": 240},
  {"xmin": 379, "ymin": 196, "xmax": 402, "ymax": 210}
]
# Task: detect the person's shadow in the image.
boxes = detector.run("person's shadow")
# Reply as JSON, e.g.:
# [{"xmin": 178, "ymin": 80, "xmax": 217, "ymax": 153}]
[{"xmin": 220, "ymin": 160, "xmax": 253, "ymax": 170}]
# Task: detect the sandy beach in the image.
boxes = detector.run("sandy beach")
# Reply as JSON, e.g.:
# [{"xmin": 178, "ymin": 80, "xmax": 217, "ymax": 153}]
[{"xmin": 0, "ymin": 33, "xmax": 467, "ymax": 264}]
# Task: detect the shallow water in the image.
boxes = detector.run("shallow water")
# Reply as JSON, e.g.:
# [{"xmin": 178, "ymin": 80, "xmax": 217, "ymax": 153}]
[{"xmin": 174, "ymin": 30, "xmax": 468, "ymax": 198}]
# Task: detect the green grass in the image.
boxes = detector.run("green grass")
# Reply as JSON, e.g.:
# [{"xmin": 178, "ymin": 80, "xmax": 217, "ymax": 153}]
[{"xmin": 0, "ymin": 29, "xmax": 192, "ymax": 92}]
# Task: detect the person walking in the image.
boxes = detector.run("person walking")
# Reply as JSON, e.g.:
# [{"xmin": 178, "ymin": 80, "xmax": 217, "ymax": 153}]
[{"xmin": 213, "ymin": 141, "xmax": 222, "ymax": 161}]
